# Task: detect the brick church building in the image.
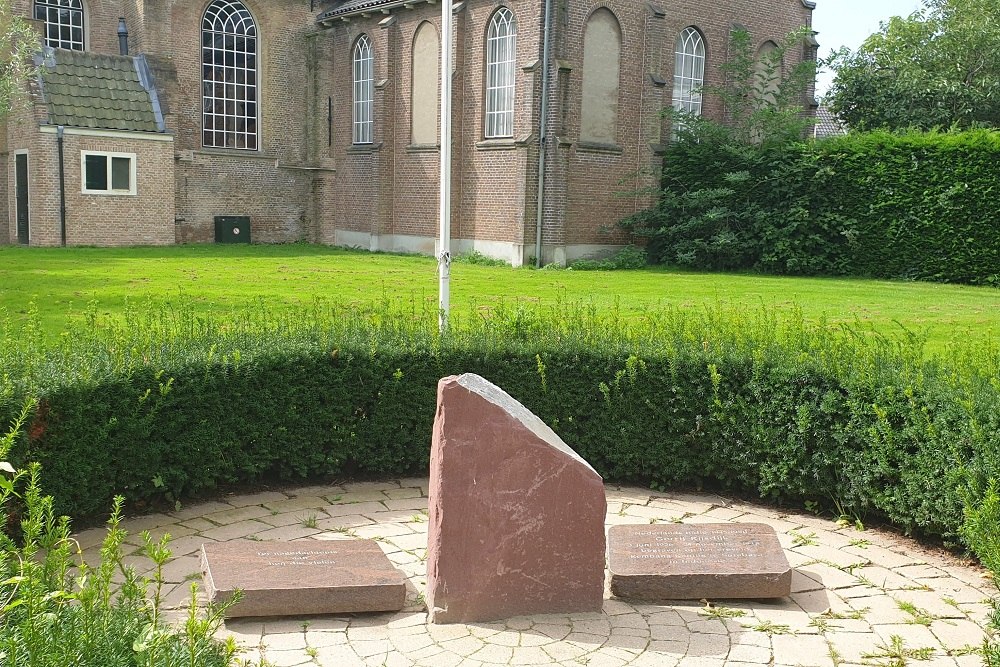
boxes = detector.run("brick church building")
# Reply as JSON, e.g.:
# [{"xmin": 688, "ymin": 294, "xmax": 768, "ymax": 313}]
[{"xmin": 2, "ymin": 0, "xmax": 816, "ymax": 265}]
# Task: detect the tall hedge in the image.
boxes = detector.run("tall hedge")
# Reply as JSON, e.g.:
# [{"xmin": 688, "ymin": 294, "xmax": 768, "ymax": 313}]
[
  {"xmin": 628, "ymin": 129, "xmax": 1000, "ymax": 285},
  {"xmin": 2, "ymin": 299, "xmax": 999, "ymax": 550}
]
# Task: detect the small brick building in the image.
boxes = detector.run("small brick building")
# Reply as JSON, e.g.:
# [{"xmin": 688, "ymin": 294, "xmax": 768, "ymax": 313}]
[{"xmin": 2, "ymin": 0, "xmax": 816, "ymax": 264}]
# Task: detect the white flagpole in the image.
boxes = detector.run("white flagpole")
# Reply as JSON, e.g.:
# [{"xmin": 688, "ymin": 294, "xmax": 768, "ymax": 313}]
[{"xmin": 438, "ymin": 0, "xmax": 453, "ymax": 332}]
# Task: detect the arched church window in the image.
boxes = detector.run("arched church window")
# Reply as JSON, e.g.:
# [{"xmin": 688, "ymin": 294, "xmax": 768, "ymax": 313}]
[
  {"xmin": 353, "ymin": 34, "xmax": 374, "ymax": 144},
  {"xmin": 411, "ymin": 22, "xmax": 439, "ymax": 145},
  {"xmin": 34, "ymin": 0, "xmax": 84, "ymax": 51},
  {"xmin": 202, "ymin": 0, "xmax": 258, "ymax": 150},
  {"xmin": 485, "ymin": 7, "xmax": 516, "ymax": 139},
  {"xmin": 672, "ymin": 26, "xmax": 706, "ymax": 117}
]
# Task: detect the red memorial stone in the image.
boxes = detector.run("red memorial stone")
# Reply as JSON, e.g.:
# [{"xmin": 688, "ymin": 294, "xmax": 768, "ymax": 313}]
[
  {"xmin": 201, "ymin": 539, "xmax": 406, "ymax": 618},
  {"xmin": 426, "ymin": 374, "xmax": 607, "ymax": 624},
  {"xmin": 608, "ymin": 523, "xmax": 792, "ymax": 600}
]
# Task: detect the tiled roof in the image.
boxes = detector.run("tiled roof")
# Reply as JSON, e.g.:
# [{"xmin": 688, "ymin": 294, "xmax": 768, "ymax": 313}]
[
  {"xmin": 318, "ymin": 0, "xmax": 395, "ymax": 21},
  {"xmin": 38, "ymin": 48, "xmax": 161, "ymax": 133},
  {"xmin": 814, "ymin": 105, "xmax": 846, "ymax": 138}
]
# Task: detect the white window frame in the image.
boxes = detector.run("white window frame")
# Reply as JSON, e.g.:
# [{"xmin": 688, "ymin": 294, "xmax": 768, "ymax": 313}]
[
  {"xmin": 485, "ymin": 7, "xmax": 517, "ymax": 139},
  {"xmin": 34, "ymin": 0, "xmax": 85, "ymax": 51},
  {"xmin": 672, "ymin": 27, "xmax": 706, "ymax": 118},
  {"xmin": 202, "ymin": 0, "xmax": 259, "ymax": 151},
  {"xmin": 80, "ymin": 151, "xmax": 137, "ymax": 196},
  {"xmin": 353, "ymin": 34, "xmax": 374, "ymax": 145}
]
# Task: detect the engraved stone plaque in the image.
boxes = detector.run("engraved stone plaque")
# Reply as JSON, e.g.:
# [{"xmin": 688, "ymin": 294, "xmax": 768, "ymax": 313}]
[
  {"xmin": 201, "ymin": 539, "xmax": 406, "ymax": 617},
  {"xmin": 608, "ymin": 523, "xmax": 792, "ymax": 600}
]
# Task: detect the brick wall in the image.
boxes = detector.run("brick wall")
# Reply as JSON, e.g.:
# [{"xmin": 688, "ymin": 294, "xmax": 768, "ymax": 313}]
[
  {"xmin": 319, "ymin": 0, "xmax": 544, "ymax": 261},
  {"xmin": 554, "ymin": 0, "xmax": 815, "ymax": 261},
  {"xmin": 317, "ymin": 0, "xmax": 813, "ymax": 264},
  {"xmin": 4, "ymin": 128, "xmax": 174, "ymax": 246},
  {"xmin": 4, "ymin": 0, "xmax": 813, "ymax": 255},
  {"xmin": 163, "ymin": 0, "xmax": 319, "ymax": 244}
]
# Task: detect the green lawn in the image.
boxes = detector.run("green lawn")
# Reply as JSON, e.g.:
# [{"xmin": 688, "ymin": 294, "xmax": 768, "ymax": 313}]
[{"xmin": 1, "ymin": 244, "xmax": 998, "ymax": 351}]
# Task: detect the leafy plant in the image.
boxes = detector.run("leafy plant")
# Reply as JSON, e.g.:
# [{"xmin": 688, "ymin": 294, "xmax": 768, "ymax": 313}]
[
  {"xmin": 0, "ymin": 400, "xmax": 244, "ymax": 667},
  {"xmin": 862, "ymin": 634, "xmax": 935, "ymax": 667},
  {"xmin": 622, "ymin": 27, "xmax": 816, "ymax": 270},
  {"xmin": 567, "ymin": 246, "xmax": 648, "ymax": 271},
  {"xmin": 451, "ymin": 250, "xmax": 510, "ymax": 267},
  {"xmin": 825, "ymin": 0, "xmax": 1000, "ymax": 132},
  {"xmin": 960, "ymin": 478, "xmax": 1000, "ymax": 664}
]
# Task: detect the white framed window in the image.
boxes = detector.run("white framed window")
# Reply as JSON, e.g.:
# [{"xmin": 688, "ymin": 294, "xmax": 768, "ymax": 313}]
[
  {"xmin": 34, "ymin": 0, "xmax": 85, "ymax": 51},
  {"xmin": 202, "ymin": 0, "xmax": 258, "ymax": 150},
  {"xmin": 81, "ymin": 151, "xmax": 136, "ymax": 195},
  {"xmin": 353, "ymin": 35, "xmax": 374, "ymax": 145},
  {"xmin": 485, "ymin": 7, "xmax": 516, "ymax": 139},
  {"xmin": 672, "ymin": 27, "xmax": 706, "ymax": 118}
]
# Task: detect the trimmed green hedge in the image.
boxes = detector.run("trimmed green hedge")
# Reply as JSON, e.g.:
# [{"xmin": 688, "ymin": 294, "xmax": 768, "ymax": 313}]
[
  {"xmin": 1, "ymin": 299, "xmax": 999, "ymax": 549},
  {"xmin": 628, "ymin": 129, "xmax": 1000, "ymax": 285}
]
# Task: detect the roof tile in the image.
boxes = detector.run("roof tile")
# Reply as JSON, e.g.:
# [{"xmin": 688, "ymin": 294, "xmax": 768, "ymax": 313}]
[{"xmin": 40, "ymin": 48, "xmax": 160, "ymax": 133}]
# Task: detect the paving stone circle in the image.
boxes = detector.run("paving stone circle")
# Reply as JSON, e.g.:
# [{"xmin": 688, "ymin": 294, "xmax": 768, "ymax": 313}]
[{"xmin": 72, "ymin": 479, "xmax": 995, "ymax": 667}]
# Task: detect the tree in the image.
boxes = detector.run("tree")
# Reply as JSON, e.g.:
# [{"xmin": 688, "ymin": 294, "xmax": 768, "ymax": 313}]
[
  {"xmin": 0, "ymin": 0, "xmax": 37, "ymax": 116},
  {"xmin": 621, "ymin": 28, "xmax": 817, "ymax": 269},
  {"xmin": 826, "ymin": 0, "xmax": 1000, "ymax": 131}
]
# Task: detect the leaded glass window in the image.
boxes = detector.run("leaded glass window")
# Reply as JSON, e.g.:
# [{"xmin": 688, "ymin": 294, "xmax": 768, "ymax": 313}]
[
  {"xmin": 353, "ymin": 35, "xmax": 374, "ymax": 144},
  {"xmin": 485, "ymin": 8, "xmax": 516, "ymax": 139},
  {"xmin": 672, "ymin": 27, "xmax": 706, "ymax": 118},
  {"xmin": 202, "ymin": 0, "xmax": 258, "ymax": 150},
  {"xmin": 34, "ymin": 0, "xmax": 84, "ymax": 51}
]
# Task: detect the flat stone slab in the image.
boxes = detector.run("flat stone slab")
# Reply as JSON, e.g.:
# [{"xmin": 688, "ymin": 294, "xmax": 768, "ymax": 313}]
[
  {"xmin": 201, "ymin": 539, "xmax": 406, "ymax": 617},
  {"xmin": 427, "ymin": 373, "xmax": 607, "ymax": 623},
  {"xmin": 608, "ymin": 523, "xmax": 792, "ymax": 600}
]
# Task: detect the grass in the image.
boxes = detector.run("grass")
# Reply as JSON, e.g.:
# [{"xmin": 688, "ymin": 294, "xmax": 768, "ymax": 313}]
[{"xmin": 1, "ymin": 244, "xmax": 999, "ymax": 350}]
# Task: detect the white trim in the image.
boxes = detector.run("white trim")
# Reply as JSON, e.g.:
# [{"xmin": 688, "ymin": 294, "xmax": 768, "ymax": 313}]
[
  {"xmin": 332, "ymin": 230, "xmax": 629, "ymax": 268},
  {"xmin": 39, "ymin": 125, "xmax": 174, "ymax": 141},
  {"xmin": 80, "ymin": 150, "xmax": 138, "ymax": 196}
]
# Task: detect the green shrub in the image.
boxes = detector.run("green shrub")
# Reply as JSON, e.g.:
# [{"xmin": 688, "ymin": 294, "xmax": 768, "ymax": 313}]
[
  {"xmin": 961, "ymin": 479, "xmax": 1000, "ymax": 664},
  {"xmin": 2, "ymin": 297, "xmax": 1000, "ymax": 553},
  {"xmin": 451, "ymin": 250, "xmax": 511, "ymax": 267},
  {"xmin": 0, "ymin": 401, "xmax": 242, "ymax": 666},
  {"xmin": 625, "ymin": 129, "xmax": 1000, "ymax": 285},
  {"xmin": 567, "ymin": 246, "xmax": 648, "ymax": 271}
]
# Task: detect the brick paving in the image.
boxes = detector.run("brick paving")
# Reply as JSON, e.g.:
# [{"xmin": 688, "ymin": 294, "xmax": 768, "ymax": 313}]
[{"xmin": 80, "ymin": 479, "xmax": 995, "ymax": 666}]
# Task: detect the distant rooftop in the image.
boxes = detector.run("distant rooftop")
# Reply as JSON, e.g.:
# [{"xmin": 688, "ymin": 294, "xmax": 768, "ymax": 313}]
[{"xmin": 814, "ymin": 104, "xmax": 846, "ymax": 139}]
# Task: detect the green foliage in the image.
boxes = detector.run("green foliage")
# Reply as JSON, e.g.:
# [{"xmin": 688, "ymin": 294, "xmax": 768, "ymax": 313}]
[
  {"xmin": 825, "ymin": 0, "xmax": 1000, "ymax": 132},
  {"xmin": 961, "ymin": 479, "xmax": 1000, "ymax": 664},
  {"xmin": 687, "ymin": 27, "xmax": 817, "ymax": 147},
  {"xmin": 626, "ymin": 128, "xmax": 1000, "ymax": 284},
  {"xmin": 622, "ymin": 26, "xmax": 821, "ymax": 273},
  {"xmin": 0, "ymin": 1, "xmax": 37, "ymax": 117},
  {"xmin": 451, "ymin": 250, "xmax": 511, "ymax": 267},
  {"xmin": 0, "ymin": 402, "xmax": 241, "ymax": 667},
  {"xmin": 566, "ymin": 246, "xmax": 648, "ymax": 271},
  {"xmin": 2, "ymin": 297, "xmax": 1000, "ymax": 555}
]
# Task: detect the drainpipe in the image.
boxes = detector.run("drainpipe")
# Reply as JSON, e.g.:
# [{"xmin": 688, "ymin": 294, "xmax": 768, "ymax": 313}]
[
  {"xmin": 534, "ymin": 0, "xmax": 553, "ymax": 268},
  {"xmin": 57, "ymin": 125, "xmax": 66, "ymax": 247}
]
